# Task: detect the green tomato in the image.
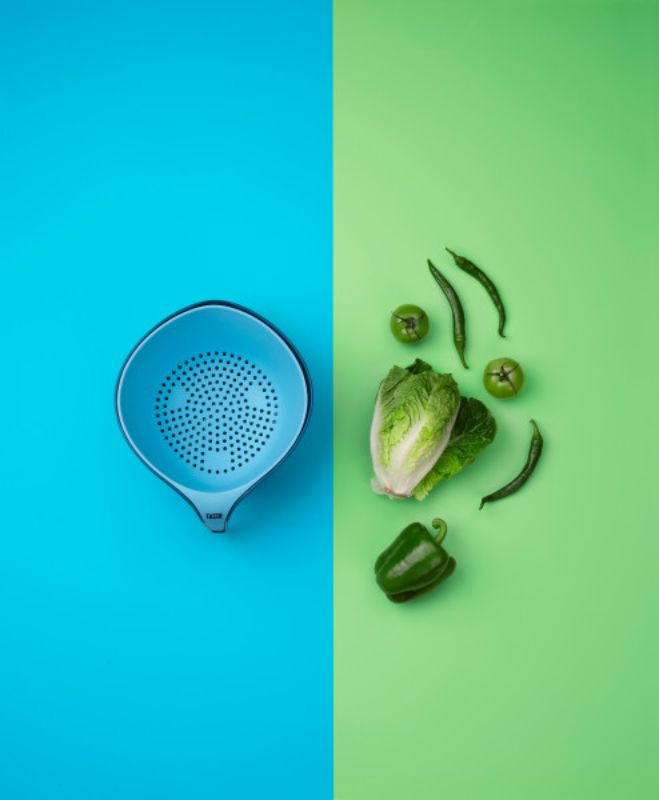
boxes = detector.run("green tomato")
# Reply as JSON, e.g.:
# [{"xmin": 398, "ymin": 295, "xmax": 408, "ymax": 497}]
[
  {"xmin": 390, "ymin": 304, "xmax": 429, "ymax": 344},
  {"xmin": 483, "ymin": 357, "xmax": 525, "ymax": 399}
]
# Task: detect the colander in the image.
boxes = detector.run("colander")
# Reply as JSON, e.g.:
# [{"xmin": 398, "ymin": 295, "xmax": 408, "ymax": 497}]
[{"xmin": 115, "ymin": 301, "xmax": 311, "ymax": 532}]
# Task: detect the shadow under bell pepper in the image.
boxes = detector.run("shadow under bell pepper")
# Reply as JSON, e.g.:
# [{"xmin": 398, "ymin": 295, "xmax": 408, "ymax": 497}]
[{"xmin": 374, "ymin": 519, "xmax": 456, "ymax": 603}]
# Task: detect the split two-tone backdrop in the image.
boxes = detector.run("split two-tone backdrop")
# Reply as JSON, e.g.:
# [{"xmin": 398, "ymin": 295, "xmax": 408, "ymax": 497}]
[{"xmin": 2, "ymin": 1, "xmax": 658, "ymax": 798}]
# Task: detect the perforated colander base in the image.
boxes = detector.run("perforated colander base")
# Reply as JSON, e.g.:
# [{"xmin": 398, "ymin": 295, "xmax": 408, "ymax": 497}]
[{"xmin": 155, "ymin": 351, "xmax": 279, "ymax": 475}]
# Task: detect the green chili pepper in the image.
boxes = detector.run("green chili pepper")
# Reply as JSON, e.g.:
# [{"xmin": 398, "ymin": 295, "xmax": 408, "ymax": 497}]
[
  {"xmin": 375, "ymin": 518, "xmax": 456, "ymax": 603},
  {"xmin": 480, "ymin": 420, "xmax": 544, "ymax": 509},
  {"xmin": 446, "ymin": 247, "xmax": 507, "ymax": 337},
  {"xmin": 427, "ymin": 259, "xmax": 468, "ymax": 368}
]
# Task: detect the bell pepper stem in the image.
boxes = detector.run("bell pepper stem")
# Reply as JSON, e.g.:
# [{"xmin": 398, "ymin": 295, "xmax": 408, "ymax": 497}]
[{"xmin": 431, "ymin": 517, "xmax": 448, "ymax": 544}]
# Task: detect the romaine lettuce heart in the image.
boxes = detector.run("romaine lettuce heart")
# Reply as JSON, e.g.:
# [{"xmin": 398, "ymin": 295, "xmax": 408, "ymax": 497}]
[
  {"xmin": 370, "ymin": 360, "xmax": 496, "ymax": 500},
  {"xmin": 370, "ymin": 360, "xmax": 460, "ymax": 498}
]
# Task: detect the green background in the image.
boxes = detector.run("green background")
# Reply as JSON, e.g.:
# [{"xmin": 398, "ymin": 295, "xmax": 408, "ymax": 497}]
[{"xmin": 334, "ymin": 2, "xmax": 658, "ymax": 798}]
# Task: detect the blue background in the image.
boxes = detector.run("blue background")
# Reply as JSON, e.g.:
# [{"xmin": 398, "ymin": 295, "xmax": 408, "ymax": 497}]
[{"xmin": 0, "ymin": 2, "xmax": 332, "ymax": 798}]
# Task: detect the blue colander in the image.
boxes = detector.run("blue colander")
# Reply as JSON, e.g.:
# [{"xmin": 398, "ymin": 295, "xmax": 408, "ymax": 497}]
[{"xmin": 115, "ymin": 301, "xmax": 311, "ymax": 532}]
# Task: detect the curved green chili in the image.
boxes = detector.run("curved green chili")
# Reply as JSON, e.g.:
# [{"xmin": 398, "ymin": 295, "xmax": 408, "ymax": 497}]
[
  {"xmin": 479, "ymin": 420, "xmax": 543, "ymax": 509},
  {"xmin": 427, "ymin": 259, "xmax": 468, "ymax": 368},
  {"xmin": 446, "ymin": 247, "xmax": 506, "ymax": 337}
]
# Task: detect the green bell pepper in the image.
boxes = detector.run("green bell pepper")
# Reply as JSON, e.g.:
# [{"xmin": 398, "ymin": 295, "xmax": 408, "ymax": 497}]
[{"xmin": 374, "ymin": 519, "xmax": 456, "ymax": 603}]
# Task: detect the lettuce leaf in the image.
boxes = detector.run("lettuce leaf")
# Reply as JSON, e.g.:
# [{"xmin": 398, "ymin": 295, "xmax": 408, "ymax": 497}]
[
  {"xmin": 371, "ymin": 360, "xmax": 461, "ymax": 498},
  {"xmin": 412, "ymin": 396, "xmax": 497, "ymax": 500}
]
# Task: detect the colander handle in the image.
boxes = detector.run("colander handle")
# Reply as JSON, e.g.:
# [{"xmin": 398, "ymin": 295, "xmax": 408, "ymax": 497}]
[{"xmin": 187, "ymin": 489, "xmax": 244, "ymax": 533}]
